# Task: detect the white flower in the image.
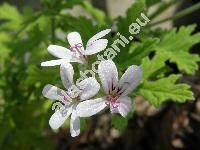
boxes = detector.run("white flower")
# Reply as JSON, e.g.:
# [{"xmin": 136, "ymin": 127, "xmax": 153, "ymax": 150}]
[
  {"xmin": 76, "ymin": 60, "xmax": 142, "ymax": 118},
  {"xmin": 41, "ymin": 29, "xmax": 111, "ymax": 66},
  {"xmin": 42, "ymin": 62, "xmax": 100, "ymax": 137}
]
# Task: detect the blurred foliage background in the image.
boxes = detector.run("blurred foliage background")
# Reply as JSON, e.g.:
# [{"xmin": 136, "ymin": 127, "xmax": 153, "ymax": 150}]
[{"xmin": 0, "ymin": 0, "xmax": 200, "ymax": 149}]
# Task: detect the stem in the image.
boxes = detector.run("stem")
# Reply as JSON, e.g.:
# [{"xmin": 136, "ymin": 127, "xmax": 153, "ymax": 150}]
[
  {"xmin": 149, "ymin": 2, "xmax": 200, "ymax": 27},
  {"xmin": 51, "ymin": 17, "xmax": 55, "ymax": 44}
]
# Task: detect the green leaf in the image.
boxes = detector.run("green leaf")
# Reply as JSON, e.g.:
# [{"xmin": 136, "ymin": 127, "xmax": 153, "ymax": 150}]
[
  {"xmin": 111, "ymin": 115, "xmax": 128, "ymax": 131},
  {"xmin": 0, "ymin": 3, "xmax": 23, "ymax": 29},
  {"xmin": 25, "ymin": 15, "xmax": 51, "ymax": 36},
  {"xmin": 0, "ymin": 32, "xmax": 11, "ymax": 60},
  {"xmin": 121, "ymin": 38, "xmax": 160, "ymax": 67},
  {"xmin": 157, "ymin": 25, "xmax": 200, "ymax": 51},
  {"xmin": 141, "ymin": 52, "xmax": 169, "ymax": 80},
  {"xmin": 137, "ymin": 75, "xmax": 194, "ymax": 107},
  {"xmin": 25, "ymin": 65, "xmax": 59, "ymax": 86},
  {"xmin": 170, "ymin": 51, "xmax": 200, "ymax": 75},
  {"xmin": 156, "ymin": 25, "xmax": 200, "ymax": 74}
]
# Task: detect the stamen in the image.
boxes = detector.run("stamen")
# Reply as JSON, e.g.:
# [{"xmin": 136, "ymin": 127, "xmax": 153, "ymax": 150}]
[
  {"xmin": 69, "ymin": 43, "xmax": 83, "ymax": 51},
  {"xmin": 69, "ymin": 43, "xmax": 83, "ymax": 56},
  {"xmin": 69, "ymin": 43, "xmax": 87, "ymax": 63}
]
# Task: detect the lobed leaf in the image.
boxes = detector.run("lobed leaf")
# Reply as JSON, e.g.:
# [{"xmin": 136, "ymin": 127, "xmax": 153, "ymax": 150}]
[
  {"xmin": 0, "ymin": 3, "xmax": 23, "ymax": 29},
  {"xmin": 137, "ymin": 75, "xmax": 194, "ymax": 107},
  {"xmin": 121, "ymin": 38, "xmax": 160, "ymax": 67},
  {"xmin": 156, "ymin": 25, "xmax": 200, "ymax": 74}
]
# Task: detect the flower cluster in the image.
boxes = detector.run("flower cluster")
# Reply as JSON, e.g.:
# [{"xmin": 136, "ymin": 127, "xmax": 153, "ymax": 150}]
[{"xmin": 41, "ymin": 29, "xmax": 143, "ymax": 137}]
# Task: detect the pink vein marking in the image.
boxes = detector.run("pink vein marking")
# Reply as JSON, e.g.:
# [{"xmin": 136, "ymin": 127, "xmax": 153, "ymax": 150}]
[{"xmin": 60, "ymin": 93, "xmax": 69, "ymax": 101}]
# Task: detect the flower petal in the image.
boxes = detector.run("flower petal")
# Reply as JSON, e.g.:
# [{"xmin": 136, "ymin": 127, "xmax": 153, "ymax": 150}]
[
  {"xmin": 42, "ymin": 84, "xmax": 72, "ymax": 105},
  {"xmin": 41, "ymin": 58, "xmax": 82, "ymax": 66},
  {"xmin": 49, "ymin": 105, "xmax": 72, "ymax": 130},
  {"xmin": 84, "ymin": 39, "xmax": 108, "ymax": 55},
  {"xmin": 48, "ymin": 45, "xmax": 74, "ymax": 59},
  {"xmin": 42, "ymin": 84, "xmax": 63, "ymax": 100},
  {"xmin": 41, "ymin": 59, "xmax": 64, "ymax": 67},
  {"xmin": 119, "ymin": 65, "xmax": 142, "ymax": 96},
  {"xmin": 77, "ymin": 77, "xmax": 100, "ymax": 100},
  {"xmin": 70, "ymin": 108, "xmax": 80, "ymax": 137},
  {"xmin": 109, "ymin": 104, "xmax": 119, "ymax": 114},
  {"xmin": 76, "ymin": 98, "xmax": 107, "ymax": 117},
  {"xmin": 87, "ymin": 29, "xmax": 111, "ymax": 46},
  {"xmin": 118, "ymin": 96, "xmax": 132, "ymax": 117},
  {"xmin": 67, "ymin": 32, "xmax": 84, "ymax": 51},
  {"xmin": 60, "ymin": 62, "xmax": 74, "ymax": 89},
  {"xmin": 98, "ymin": 60, "xmax": 118, "ymax": 94}
]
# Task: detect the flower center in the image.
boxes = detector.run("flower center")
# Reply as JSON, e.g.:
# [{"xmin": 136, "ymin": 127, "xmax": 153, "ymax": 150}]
[
  {"xmin": 60, "ymin": 92, "xmax": 81, "ymax": 104},
  {"xmin": 106, "ymin": 92, "xmax": 120, "ymax": 108}
]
